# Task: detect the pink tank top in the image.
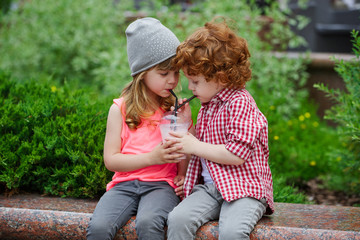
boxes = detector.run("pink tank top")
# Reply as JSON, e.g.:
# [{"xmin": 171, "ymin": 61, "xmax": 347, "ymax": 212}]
[{"xmin": 106, "ymin": 98, "xmax": 178, "ymax": 191}]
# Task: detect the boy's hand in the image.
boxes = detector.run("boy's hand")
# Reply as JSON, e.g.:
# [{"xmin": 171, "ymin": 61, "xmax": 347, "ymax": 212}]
[
  {"xmin": 171, "ymin": 98, "xmax": 192, "ymax": 123},
  {"xmin": 168, "ymin": 132, "xmax": 198, "ymax": 155},
  {"xmin": 173, "ymin": 175, "xmax": 185, "ymax": 197}
]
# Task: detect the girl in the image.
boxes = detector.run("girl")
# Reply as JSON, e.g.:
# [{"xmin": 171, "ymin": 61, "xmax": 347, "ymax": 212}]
[{"xmin": 87, "ymin": 17, "xmax": 190, "ymax": 240}]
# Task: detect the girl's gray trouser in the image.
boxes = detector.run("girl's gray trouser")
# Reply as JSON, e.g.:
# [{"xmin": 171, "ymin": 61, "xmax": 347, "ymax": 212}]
[
  {"xmin": 167, "ymin": 183, "xmax": 267, "ymax": 240},
  {"xmin": 87, "ymin": 180, "xmax": 180, "ymax": 240}
]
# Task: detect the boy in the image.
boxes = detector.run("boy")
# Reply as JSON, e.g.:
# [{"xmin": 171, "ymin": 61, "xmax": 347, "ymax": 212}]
[{"xmin": 167, "ymin": 18, "xmax": 274, "ymax": 239}]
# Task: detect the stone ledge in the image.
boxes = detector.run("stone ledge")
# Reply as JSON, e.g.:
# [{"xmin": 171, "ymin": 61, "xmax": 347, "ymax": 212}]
[
  {"xmin": 272, "ymin": 51, "xmax": 355, "ymax": 69},
  {"xmin": 1, "ymin": 194, "xmax": 360, "ymax": 240}
]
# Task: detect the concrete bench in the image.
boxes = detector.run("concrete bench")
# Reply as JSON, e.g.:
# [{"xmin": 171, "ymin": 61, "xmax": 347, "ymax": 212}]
[{"xmin": 1, "ymin": 193, "xmax": 360, "ymax": 240}]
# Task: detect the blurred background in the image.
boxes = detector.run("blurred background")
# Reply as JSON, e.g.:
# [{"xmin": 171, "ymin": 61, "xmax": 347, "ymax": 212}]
[
  {"xmin": 288, "ymin": 0, "xmax": 360, "ymax": 53},
  {"xmin": 0, "ymin": 0, "xmax": 359, "ymax": 206}
]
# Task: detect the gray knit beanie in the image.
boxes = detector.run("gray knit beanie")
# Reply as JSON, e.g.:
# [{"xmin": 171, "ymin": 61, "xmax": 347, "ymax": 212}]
[{"xmin": 126, "ymin": 17, "xmax": 180, "ymax": 76}]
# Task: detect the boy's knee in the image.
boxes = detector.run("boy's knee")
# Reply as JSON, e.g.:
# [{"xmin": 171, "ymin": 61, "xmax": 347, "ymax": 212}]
[
  {"xmin": 167, "ymin": 208, "xmax": 190, "ymax": 229},
  {"xmin": 219, "ymin": 223, "xmax": 251, "ymax": 240}
]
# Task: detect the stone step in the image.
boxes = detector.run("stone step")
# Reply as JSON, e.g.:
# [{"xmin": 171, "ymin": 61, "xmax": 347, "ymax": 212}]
[{"xmin": 1, "ymin": 194, "xmax": 360, "ymax": 239}]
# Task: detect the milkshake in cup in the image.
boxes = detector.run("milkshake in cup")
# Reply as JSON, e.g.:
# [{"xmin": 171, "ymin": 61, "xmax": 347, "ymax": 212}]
[{"xmin": 159, "ymin": 111, "xmax": 190, "ymax": 160}]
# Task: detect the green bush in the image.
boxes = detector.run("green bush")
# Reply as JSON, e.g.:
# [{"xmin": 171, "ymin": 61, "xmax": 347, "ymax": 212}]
[
  {"xmin": 268, "ymin": 101, "xmax": 342, "ymax": 184},
  {"xmin": 314, "ymin": 30, "xmax": 360, "ymax": 194},
  {"xmin": 0, "ymin": 71, "xmax": 111, "ymax": 198},
  {"xmin": 0, "ymin": 0, "xmax": 12, "ymax": 15},
  {"xmin": 0, "ymin": 0, "xmax": 129, "ymax": 94},
  {"xmin": 273, "ymin": 175, "xmax": 311, "ymax": 204}
]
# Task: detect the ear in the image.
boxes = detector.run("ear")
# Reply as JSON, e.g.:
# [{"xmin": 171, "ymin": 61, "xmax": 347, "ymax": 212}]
[{"xmin": 214, "ymin": 71, "xmax": 228, "ymax": 86}]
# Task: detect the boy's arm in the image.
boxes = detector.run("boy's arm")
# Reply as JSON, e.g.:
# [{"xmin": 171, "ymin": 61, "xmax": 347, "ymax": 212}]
[
  {"xmin": 177, "ymin": 124, "xmax": 195, "ymax": 175},
  {"xmin": 170, "ymin": 132, "xmax": 245, "ymax": 166},
  {"xmin": 192, "ymin": 140, "xmax": 245, "ymax": 165}
]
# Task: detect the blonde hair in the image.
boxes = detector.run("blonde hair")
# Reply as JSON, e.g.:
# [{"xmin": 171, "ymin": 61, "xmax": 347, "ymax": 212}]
[
  {"xmin": 173, "ymin": 18, "xmax": 252, "ymax": 89},
  {"xmin": 121, "ymin": 58, "xmax": 176, "ymax": 129}
]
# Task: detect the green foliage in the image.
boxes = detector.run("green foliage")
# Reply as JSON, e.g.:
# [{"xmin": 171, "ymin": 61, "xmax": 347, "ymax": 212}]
[
  {"xmin": 0, "ymin": 0, "xmax": 128, "ymax": 94},
  {"xmin": 0, "ymin": 71, "xmax": 111, "ymax": 198},
  {"xmin": 314, "ymin": 30, "xmax": 360, "ymax": 194},
  {"xmin": 0, "ymin": 0, "xmax": 12, "ymax": 15},
  {"xmin": 268, "ymin": 102, "xmax": 342, "ymax": 184},
  {"xmin": 273, "ymin": 175, "xmax": 311, "ymax": 204},
  {"xmin": 248, "ymin": 53, "xmax": 309, "ymax": 119}
]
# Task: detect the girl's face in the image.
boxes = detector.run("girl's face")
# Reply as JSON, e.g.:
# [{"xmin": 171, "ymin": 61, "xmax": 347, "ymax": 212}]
[
  {"xmin": 143, "ymin": 68, "xmax": 180, "ymax": 99},
  {"xmin": 184, "ymin": 70, "xmax": 225, "ymax": 104}
]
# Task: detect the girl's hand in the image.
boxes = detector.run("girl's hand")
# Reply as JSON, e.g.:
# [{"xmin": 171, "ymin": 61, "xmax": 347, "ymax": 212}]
[
  {"xmin": 173, "ymin": 175, "xmax": 185, "ymax": 197},
  {"xmin": 149, "ymin": 140, "xmax": 185, "ymax": 165}
]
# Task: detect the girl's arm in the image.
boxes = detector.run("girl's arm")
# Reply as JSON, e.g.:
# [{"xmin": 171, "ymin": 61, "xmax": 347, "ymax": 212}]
[
  {"xmin": 173, "ymin": 155, "xmax": 189, "ymax": 197},
  {"xmin": 103, "ymin": 104, "xmax": 183, "ymax": 172}
]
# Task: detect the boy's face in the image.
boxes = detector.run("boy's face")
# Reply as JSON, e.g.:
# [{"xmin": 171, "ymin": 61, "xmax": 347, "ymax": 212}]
[{"xmin": 183, "ymin": 69, "xmax": 225, "ymax": 104}]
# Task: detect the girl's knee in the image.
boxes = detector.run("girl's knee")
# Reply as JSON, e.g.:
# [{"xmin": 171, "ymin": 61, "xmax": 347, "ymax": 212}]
[
  {"xmin": 136, "ymin": 213, "xmax": 168, "ymax": 239},
  {"xmin": 87, "ymin": 218, "xmax": 114, "ymax": 240},
  {"xmin": 136, "ymin": 212, "xmax": 165, "ymax": 231}
]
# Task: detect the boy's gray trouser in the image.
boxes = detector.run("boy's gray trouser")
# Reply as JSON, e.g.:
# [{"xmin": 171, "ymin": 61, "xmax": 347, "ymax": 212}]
[
  {"xmin": 87, "ymin": 180, "xmax": 179, "ymax": 240},
  {"xmin": 167, "ymin": 183, "xmax": 267, "ymax": 240}
]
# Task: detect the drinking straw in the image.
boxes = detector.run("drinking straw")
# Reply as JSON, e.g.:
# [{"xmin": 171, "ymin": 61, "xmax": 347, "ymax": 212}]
[
  {"xmin": 169, "ymin": 90, "xmax": 178, "ymax": 116},
  {"xmin": 178, "ymin": 95, "xmax": 196, "ymax": 109},
  {"xmin": 169, "ymin": 90, "xmax": 196, "ymax": 112},
  {"xmin": 168, "ymin": 90, "xmax": 196, "ymax": 129}
]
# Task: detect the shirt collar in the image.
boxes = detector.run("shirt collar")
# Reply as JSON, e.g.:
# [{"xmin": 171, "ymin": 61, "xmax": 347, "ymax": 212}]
[{"xmin": 201, "ymin": 88, "xmax": 239, "ymax": 107}]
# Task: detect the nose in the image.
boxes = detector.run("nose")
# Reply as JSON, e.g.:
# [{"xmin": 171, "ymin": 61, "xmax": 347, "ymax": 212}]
[
  {"xmin": 167, "ymin": 72, "xmax": 179, "ymax": 84},
  {"xmin": 188, "ymin": 81, "xmax": 194, "ymax": 90}
]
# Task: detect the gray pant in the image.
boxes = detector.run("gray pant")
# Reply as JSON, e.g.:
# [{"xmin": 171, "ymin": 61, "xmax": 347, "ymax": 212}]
[
  {"xmin": 87, "ymin": 180, "xmax": 180, "ymax": 240},
  {"xmin": 167, "ymin": 184, "xmax": 267, "ymax": 240}
]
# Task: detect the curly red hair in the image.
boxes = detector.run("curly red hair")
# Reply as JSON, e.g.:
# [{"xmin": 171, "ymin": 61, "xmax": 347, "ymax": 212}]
[{"xmin": 173, "ymin": 18, "xmax": 251, "ymax": 89}]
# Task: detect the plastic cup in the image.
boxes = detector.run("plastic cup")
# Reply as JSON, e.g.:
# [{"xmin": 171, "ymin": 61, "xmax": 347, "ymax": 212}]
[{"xmin": 159, "ymin": 111, "xmax": 190, "ymax": 160}]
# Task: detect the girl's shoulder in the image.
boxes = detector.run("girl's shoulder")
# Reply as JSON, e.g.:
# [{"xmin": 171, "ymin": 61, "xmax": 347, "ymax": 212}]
[
  {"xmin": 113, "ymin": 97, "xmax": 124, "ymax": 108},
  {"xmin": 113, "ymin": 97, "xmax": 126, "ymax": 115}
]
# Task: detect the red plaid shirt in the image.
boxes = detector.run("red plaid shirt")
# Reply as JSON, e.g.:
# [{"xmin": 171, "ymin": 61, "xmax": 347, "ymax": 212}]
[{"xmin": 184, "ymin": 88, "xmax": 274, "ymax": 215}]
